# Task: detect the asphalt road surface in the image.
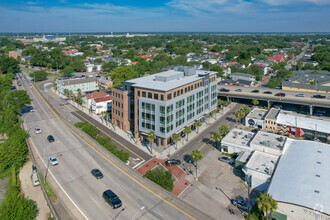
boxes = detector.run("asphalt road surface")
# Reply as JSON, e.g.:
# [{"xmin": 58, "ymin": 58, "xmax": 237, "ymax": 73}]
[{"xmin": 19, "ymin": 71, "xmax": 212, "ymax": 220}]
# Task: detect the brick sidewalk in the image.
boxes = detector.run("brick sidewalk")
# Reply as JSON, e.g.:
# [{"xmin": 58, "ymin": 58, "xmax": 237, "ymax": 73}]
[{"xmin": 137, "ymin": 158, "xmax": 190, "ymax": 196}]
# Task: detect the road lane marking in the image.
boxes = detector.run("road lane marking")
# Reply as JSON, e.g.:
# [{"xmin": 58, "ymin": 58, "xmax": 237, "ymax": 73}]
[
  {"xmin": 35, "ymin": 85, "xmax": 197, "ymax": 220},
  {"xmin": 46, "ymin": 91, "xmax": 144, "ymax": 161}
]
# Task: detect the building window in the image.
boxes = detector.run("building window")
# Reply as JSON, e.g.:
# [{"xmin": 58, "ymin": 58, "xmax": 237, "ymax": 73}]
[
  {"xmin": 177, "ymin": 90, "xmax": 180, "ymax": 96},
  {"xmin": 160, "ymin": 106, "xmax": 165, "ymax": 114},
  {"xmin": 185, "ymin": 88, "xmax": 187, "ymax": 93},
  {"xmin": 181, "ymin": 89, "xmax": 183, "ymax": 95},
  {"xmin": 173, "ymin": 92, "xmax": 176, "ymax": 98},
  {"xmin": 161, "ymin": 94, "xmax": 164, "ymax": 101},
  {"xmin": 142, "ymin": 91, "xmax": 146, "ymax": 97},
  {"xmin": 137, "ymin": 91, "xmax": 140, "ymax": 96},
  {"xmin": 148, "ymin": 92, "xmax": 152, "ymax": 99},
  {"xmin": 167, "ymin": 93, "xmax": 172, "ymax": 100},
  {"xmin": 154, "ymin": 94, "xmax": 158, "ymax": 100}
]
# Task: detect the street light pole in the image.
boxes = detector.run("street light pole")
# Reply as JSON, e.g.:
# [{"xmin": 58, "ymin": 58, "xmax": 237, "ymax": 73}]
[{"xmin": 131, "ymin": 205, "xmax": 145, "ymax": 220}]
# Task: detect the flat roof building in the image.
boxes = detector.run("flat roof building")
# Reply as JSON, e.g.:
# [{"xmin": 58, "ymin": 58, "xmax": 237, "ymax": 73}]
[
  {"xmin": 112, "ymin": 67, "xmax": 218, "ymax": 148},
  {"xmin": 245, "ymin": 108, "xmax": 268, "ymax": 129},
  {"xmin": 56, "ymin": 77, "xmax": 98, "ymax": 94},
  {"xmin": 268, "ymin": 139, "xmax": 330, "ymax": 219}
]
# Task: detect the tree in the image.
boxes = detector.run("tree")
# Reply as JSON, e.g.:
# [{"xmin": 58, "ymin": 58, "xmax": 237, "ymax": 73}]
[
  {"xmin": 219, "ymin": 125, "xmax": 230, "ymax": 136},
  {"xmin": 202, "ymin": 61, "xmax": 211, "ymax": 70},
  {"xmin": 267, "ymin": 77, "xmax": 282, "ymax": 89},
  {"xmin": 191, "ymin": 149, "xmax": 203, "ymax": 178},
  {"xmin": 210, "ymin": 65, "xmax": 224, "ymax": 78},
  {"xmin": 194, "ymin": 121, "xmax": 202, "ymax": 134},
  {"xmin": 29, "ymin": 70, "xmax": 48, "ymax": 82},
  {"xmin": 252, "ymin": 99, "xmax": 259, "ymax": 106},
  {"xmin": 111, "ymin": 66, "xmax": 139, "ymax": 88},
  {"xmin": 256, "ymin": 192, "xmax": 278, "ymax": 219},
  {"xmin": 172, "ymin": 134, "xmax": 181, "ymax": 150},
  {"xmin": 0, "ymin": 56, "xmax": 19, "ymax": 74},
  {"xmin": 235, "ymin": 110, "xmax": 245, "ymax": 123},
  {"xmin": 241, "ymin": 105, "xmax": 251, "ymax": 115},
  {"xmin": 183, "ymin": 127, "xmax": 192, "ymax": 141},
  {"xmin": 147, "ymin": 131, "xmax": 156, "ymax": 154},
  {"xmin": 63, "ymin": 88, "xmax": 69, "ymax": 96},
  {"xmin": 210, "ymin": 132, "xmax": 222, "ymax": 149},
  {"xmin": 102, "ymin": 61, "xmax": 118, "ymax": 73},
  {"xmin": 144, "ymin": 169, "xmax": 174, "ymax": 192}
]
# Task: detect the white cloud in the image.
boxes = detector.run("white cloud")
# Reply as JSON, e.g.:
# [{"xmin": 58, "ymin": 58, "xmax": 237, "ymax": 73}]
[
  {"xmin": 260, "ymin": 0, "xmax": 330, "ymax": 5},
  {"xmin": 26, "ymin": 1, "xmax": 38, "ymax": 5}
]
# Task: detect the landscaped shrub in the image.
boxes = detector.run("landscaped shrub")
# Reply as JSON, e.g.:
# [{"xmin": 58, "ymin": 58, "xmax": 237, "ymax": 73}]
[
  {"xmin": 144, "ymin": 168, "xmax": 174, "ymax": 192},
  {"xmin": 75, "ymin": 122, "xmax": 130, "ymax": 163}
]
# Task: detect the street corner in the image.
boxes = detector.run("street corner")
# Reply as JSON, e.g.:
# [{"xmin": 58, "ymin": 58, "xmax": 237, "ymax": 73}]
[{"xmin": 136, "ymin": 158, "xmax": 191, "ymax": 197}]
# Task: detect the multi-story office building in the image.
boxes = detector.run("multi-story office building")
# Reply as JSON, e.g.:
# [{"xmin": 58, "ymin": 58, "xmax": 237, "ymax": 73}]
[{"xmin": 112, "ymin": 67, "xmax": 218, "ymax": 148}]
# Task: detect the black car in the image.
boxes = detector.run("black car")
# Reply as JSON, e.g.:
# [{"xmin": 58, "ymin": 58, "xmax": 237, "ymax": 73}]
[
  {"xmin": 165, "ymin": 159, "xmax": 181, "ymax": 166},
  {"xmin": 47, "ymin": 135, "xmax": 55, "ymax": 142},
  {"xmin": 312, "ymin": 95, "xmax": 326, "ymax": 99},
  {"xmin": 91, "ymin": 169, "xmax": 103, "ymax": 179},
  {"xmin": 275, "ymin": 93, "xmax": 286, "ymax": 97},
  {"xmin": 251, "ymin": 90, "xmax": 259, "ymax": 93},
  {"xmin": 102, "ymin": 190, "xmax": 122, "ymax": 209},
  {"xmin": 219, "ymin": 88, "xmax": 230, "ymax": 92},
  {"xmin": 263, "ymin": 91, "xmax": 272, "ymax": 94}
]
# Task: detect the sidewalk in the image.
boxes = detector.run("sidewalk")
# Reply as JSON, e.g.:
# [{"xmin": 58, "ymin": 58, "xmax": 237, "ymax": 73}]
[{"xmin": 51, "ymin": 88, "xmax": 235, "ymax": 159}]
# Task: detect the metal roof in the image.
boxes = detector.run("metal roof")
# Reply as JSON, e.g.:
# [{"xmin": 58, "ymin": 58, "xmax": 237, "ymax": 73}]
[{"xmin": 268, "ymin": 139, "xmax": 330, "ymax": 215}]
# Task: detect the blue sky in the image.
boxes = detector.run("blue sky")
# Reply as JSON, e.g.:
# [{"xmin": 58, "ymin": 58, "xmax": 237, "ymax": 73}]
[{"xmin": 0, "ymin": 0, "xmax": 329, "ymax": 32}]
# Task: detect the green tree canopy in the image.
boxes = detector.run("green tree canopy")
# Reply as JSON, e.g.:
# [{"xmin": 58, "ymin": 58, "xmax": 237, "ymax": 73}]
[
  {"xmin": 0, "ymin": 56, "xmax": 19, "ymax": 74},
  {"xmin": 102, "ymin": 61, "xmax": 118, "ymax": 73},
  {"xmin": 29, "ymin": 70, "xmax": 48, "ymax": 82},
  {"xmin": 111, "ymin": 66, "xmax": 139, "ymax": 88}
]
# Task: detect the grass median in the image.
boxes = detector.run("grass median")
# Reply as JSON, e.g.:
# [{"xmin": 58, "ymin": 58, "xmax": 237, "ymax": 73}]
[{"xmin": 39, "ymin": 174, "xmax": 57, "ymax": 202}]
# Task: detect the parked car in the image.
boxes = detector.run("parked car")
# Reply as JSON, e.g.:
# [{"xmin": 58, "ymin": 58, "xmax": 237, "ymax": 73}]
[
  {"xmin": 295, "ymin": 94, "xmax": 304, "ymax": 97},
  {"xmin": 275, "ymin": 93, "xmax": 286, "ymax": 97},
  {"xmin": 314, "ymin": 113, "xmax": 323, "ymax": 117},
  {"xmin": 32, "ymin": 173, "xmax": 40, "ymax": 187},
  {"xmin": 235, "ymin": 89, "xmax": 242, "ymax": 92},
  {"xmin": 233, "ymin": 196, "xmax": 249, "ymax": 211},
  {"xmin": 251, "ymin": 90, "xmax": 259, "ymax": 93},
  {"xmin": 165, "ymin": 159, "xmax": 181, "ymax": 166},
  {"xmin": 47, "ymin": 135, "xmax": 55, "ymax": 142},
  {"xmin": 218, "ymin": 157, "xmax": 234, "ymax": 165},
  {"xmin": 220, "ymin": 88, "xmax": 230, "ymax": 92},
  {"xmin": 30, "ymin": 108, "xmax": 35, "ymax": 112},
  {"xmin": 49, "ymin": 156, "xmax": 59, "ymax": 166},
  {"xmin": 263, "ymin": 91, "xmax": 272, "ymax": 94},
  {"xmin": 102, "ymin": 189, "xmax": 122, "ymax": 209},
  {"xmin": 312, "ymin": 95, "xmax": 326, "ymax": 99},
  {"xmin": 91, "ymin": 169, "xmax": 104, "ymax": 179},
  {"xmin": 34, "ymin": 127, "xmax": 42, "ymax": 134}
]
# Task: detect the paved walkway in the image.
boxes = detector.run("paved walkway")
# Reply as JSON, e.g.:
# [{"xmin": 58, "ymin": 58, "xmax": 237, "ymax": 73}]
[
  {"xmin": 137, "ymin": 158, "xmax": 190, "ymax": 196},
  {"xmin": 19, "ymin": 159, "xmax": 51, "ymax": 220}
]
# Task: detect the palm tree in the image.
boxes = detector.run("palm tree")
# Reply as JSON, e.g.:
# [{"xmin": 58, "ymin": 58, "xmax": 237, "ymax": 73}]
[
  {"xmin": 89, "ymin": 105, "xmax": 93, "ymax": 115},
  {"xmin": 252, "ymin": 99, "xmax": 259, "ymax": 106},
  {"xmin": 210, "ymin": 132, "xmax": 222, "ymax": 149},
  {"xmin": 256, "ymin": 192, "xmax": 278, "ymax": 219},
  {"xmin": 68, "ymin": 90, "xmax": 73, "ymax": 100},
  {"xmin": 63, "ymin": 88, "xmax": 69, "ymax": 96},
  {"xmin": 77, "ymin": 88, "xmax": 82, "ymax": 99},
  {"xmin": 194, "ymin": 121, "xmax": 202, "ymax": 134},
  {"xmin": 241, "ymin": 105, "xmax": 251, "ymax": 115},
  {"xmin": 219, "ymin": 124, "xmax": 230, "ymax": 136},
  {"xmin": 172, "ymin": 134, "xmax": 181, "ymax": 150},
  {"xmin": 235, "ymin": 110, "xmax": 245, "ymax": 123},
  {"xmin": 191, "ymin": 149, "xmax": 203, "ymax": 179},
  {"xmin": 183, "ymin": 127, "xmax": 192, "ymax": 141},
  {"xmin": 147, "ymin": 131, "xmax": 156, "ymax": 154}
]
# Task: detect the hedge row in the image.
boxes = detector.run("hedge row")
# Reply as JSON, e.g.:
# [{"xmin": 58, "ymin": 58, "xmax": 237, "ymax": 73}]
[
  {"xmin": 75, "ymin": 121, "xmax": 129, "ymax": 163},
  {"xmin": 143, "ymin": 168, "xmax": 174, "ymax": 192}
]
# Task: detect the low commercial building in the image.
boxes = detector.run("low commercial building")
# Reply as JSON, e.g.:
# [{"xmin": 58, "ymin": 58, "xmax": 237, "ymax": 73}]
[
  {"xmin": 268, "ymin": 139, "xmax": 330, "ymax": 220},
  {"xmin": 8, "ymin": 50, "xmax": 22, "ymax": 59},
  {"xmin": 221, "ymin": 129, "xmax": 255, "ymax": 153},
  {"xmin": 245, "ymin": 108, "xmax": 268, "ymax": 129},
  {"xmin": 230, "ymin": 72, "xmax": 256, "ymax": 82},
  {"xmin": 112, "ymin": 66, "xmax": 218, "ymax": 148},
  {"xmin": 91, "ymin": 96, "xmax": 112, "ymax": 114},
  {"xmin": 264, "ymin": 108, "xmax": 281, "ymax": 133},
  {"xmin": 84, "ymin": 91, "xmax": 110, "ymax": 110},
  {"xmin": 243, "ymin": 151, "xmax": 279, "ymax": 192},
  {"xmin": 56, "ymin": 77, "xmax": 98, "ymax": 94}
]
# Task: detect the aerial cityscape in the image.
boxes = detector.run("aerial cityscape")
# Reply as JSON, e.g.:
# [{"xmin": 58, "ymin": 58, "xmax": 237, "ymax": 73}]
[{"xmin": 0, "ymin": 1, "xmax": 329, "ymax": 220}]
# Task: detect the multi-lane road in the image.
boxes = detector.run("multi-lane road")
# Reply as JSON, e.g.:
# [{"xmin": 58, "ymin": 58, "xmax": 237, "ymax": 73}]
[{"xmin": 19, "ymin": 71, "xmax": 212, "ymax": 220}]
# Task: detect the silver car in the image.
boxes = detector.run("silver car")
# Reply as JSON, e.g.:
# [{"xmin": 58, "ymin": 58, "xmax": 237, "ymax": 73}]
[
  {"xmin": 295, "ymin": 94, "xmax": 304, "ymax": 97},
  {"xmin": 34, "ymin": 127, "xmax": 42, "ymax": 134},
  {"xmin": 49, "ymin": 157, "xmax": 59, "ymax": 166},
  {"xmin": 218, "ymin": 157, "xmax": 234, "ymax": 165}
]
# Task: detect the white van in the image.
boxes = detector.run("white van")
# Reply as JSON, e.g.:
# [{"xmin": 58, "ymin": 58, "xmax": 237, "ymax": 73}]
[{"xmin": 32, "ymin": 173, "xmax": 40, "ymax": 187}]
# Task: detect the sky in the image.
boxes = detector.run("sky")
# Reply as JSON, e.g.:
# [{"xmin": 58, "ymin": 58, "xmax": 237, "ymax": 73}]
[{"xmin": 0, "ymin": 0, "xmax": 329, "ymax": 32}]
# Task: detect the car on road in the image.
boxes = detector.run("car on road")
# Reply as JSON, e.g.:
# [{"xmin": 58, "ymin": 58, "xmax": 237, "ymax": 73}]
[
  {"xmin": 274, "ymin": 92, "xmax": 284, "ymax": 97},
  {"xmin": 30, "ymin": 108, "xmax": 35, "ymax": 112},
  {"xmin": 251, "ymin": 90, "xmax": 259, "ymax": 93},
  {"xmin": 263, "ymin": 91, "xmax": 272, "ymax": 94},
  {"xmin": 47, "ymin": 135, "xmax": 55, "ymax": 142},
  {"xmin": 34, "ymin": 127, "xmax": 42, "ymax": 134},
  {"xmin": 312, "ymin": 95, "xmax": 326, "ymax": 99},
  {"xmin": 314, "ymin": 113, "xmax": 323, "ymax": 117},
  {"xmin": 219, "ymin": 88, "xmax": 230, "ymax": 92},
  {"xmin": 91, "ymin": 169, "xmax": 104, "ymax": 179},
  {"xmin": 235, "ymin": 89, "xmax": 242, "ymax": 92},
  {"xmin": 102, "ymin": 189, "xmax": 122, "ymax": 209},
  {"xmin": 218, "ymin": 157, "xmax": 234, "ymax": 165},
  {"xmin": 295, "ymin": 94, "xmax": 304, "ymax": 97},
  {"xmin": 49, "ymin": 156, "xmax": 59, "ymax": 166},
  {"xmin": 165, "ymin": 159, "xmax": 181, "ymax": 166}
]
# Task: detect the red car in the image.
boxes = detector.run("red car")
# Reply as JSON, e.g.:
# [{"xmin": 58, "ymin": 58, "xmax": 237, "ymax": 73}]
[{"xmin": 275, "ymin": 93, "xmax": 286, "ymax": 97}]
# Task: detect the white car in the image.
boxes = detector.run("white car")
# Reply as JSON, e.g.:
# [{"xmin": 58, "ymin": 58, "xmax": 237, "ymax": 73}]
[
  {"xmin": 34, "ymin": 127, "xmax": 42, "ymax": 134},
  {"xmin": 49, "ymin": 157, "xmax": 59, "ymax": 166},
  {"xmin": 30, "ymin": 108, "xmax": 35, "ymax": 112}
]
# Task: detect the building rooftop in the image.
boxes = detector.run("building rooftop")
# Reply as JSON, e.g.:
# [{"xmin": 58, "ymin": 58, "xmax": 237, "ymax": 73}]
[
  {"xmin": 276, "ymin": 113, "xmax": 330, "ymax": 134},
  {"xmin": 125, "ymin": 67, "xmax": 217, "ymax": 92},
  {"xmin": 250, "ymin": 131, "xmax": 287, "ymax": 152},
  {"xmin": 265, "ymin": 108, "xmax": 281, "ymax": 120},
  {"xmin": 60, "ymin": 77, "xmax": 97, "ymax": 86},
  {"xmin": 94, "ymin": 96, "xmax": 112, "ymax": 103},
  {"xmin": 86, "ymin": 91, "xmax": 109, "ymax": 100},
  {"xmin": 244, "ymin": 151, "xmax": 279, "ymax": 177},
  {"xmin": 246, "ymin": 108, "xmax": 268, "ymax": 120},
  {"xmin": 268, "ymin": 139, "xmax": 330, "ymax": 215},
  {"xmin": 221, "ymin": 128, "xmax": 255, "ymax": 148},
  {"xmin": 231, "ymin": 72, "xmax": 256, "ymax": 78}
]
